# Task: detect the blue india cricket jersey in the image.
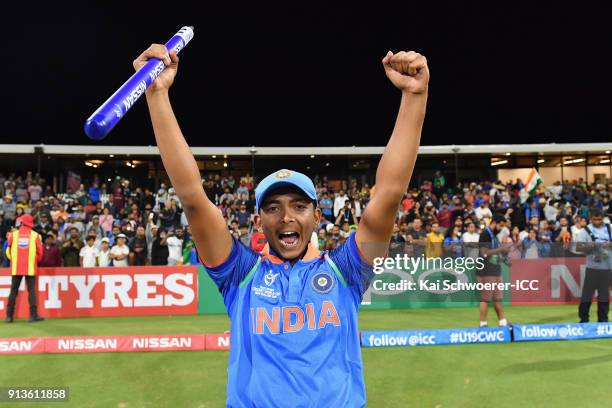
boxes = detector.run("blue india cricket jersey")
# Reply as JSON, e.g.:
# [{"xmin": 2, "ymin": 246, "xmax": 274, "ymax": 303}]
[{"xmin": 204, "ymin": 232, "xmax": 374, "ymax": 407}]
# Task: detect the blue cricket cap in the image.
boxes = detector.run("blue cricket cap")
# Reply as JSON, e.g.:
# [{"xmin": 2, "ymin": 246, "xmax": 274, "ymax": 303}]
[{"xmin": 255, "ymin": 169, "xmax": 317, "ymax": 212}]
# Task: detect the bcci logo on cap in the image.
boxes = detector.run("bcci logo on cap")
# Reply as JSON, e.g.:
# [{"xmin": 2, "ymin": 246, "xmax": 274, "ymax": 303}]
[
  {"xmin": 311, "ymin": 272, "xmax": 335, "ymax": 294},
  {"xmin": 274, "ymin": 169, "xmax": 292, "ymax": 179}
]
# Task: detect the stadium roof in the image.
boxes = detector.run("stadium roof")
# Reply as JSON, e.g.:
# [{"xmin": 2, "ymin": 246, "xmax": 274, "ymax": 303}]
[{"xmin": 0, "ymin": 143, "xmax": 611, "ymax": 156}]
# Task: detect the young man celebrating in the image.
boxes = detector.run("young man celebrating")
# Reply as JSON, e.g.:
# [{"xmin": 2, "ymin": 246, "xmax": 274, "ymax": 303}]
[{"xmin": 135, "ymin": 44, "xmax": 428, "ymax": 406}]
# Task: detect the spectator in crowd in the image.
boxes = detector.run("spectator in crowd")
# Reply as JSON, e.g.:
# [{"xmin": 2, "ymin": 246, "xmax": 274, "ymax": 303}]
[
  {"xmin": 166, "ymin": 228, "xmax": 184, "ymax": 265},
  {"xmin": 319, "ymin": 191, "xmax": 333, "ymax": 221},
  {"xmin": 80, "ymin": 235, "xmax": 99, "ymax": 267},
  {"xmin": 524, "ymin": 199, "xmax": 540, "ymax": 224},
  {"xmin": 151, "ymin": 228, "xmax": 169, "ymax": 266},
  {"xmin": 462, "ymin": 221, "xmax": 480, "ymax": 260},
  {"xmin": 97, "ymin": 237, "xmax": 111, "ymax": 267},
  {"xmin": 333, "ymin": 189, "xmax": 349, "ymax": 217},
  {"xmin": 100, "ymin": 207, "xmax": 114, "ymax": 236},
  {"xmin": 129, "ymin": 226, "xmax": 148, "ymax": 266},
  {"xmin": 433, "ymin": 170, "xmax": 445, "ymax": 197},
  {"xmin": 437, "ymin": 202, "xmax": 452, "ymax": 234},
  {"xmin": 474, "ymin": 201, "xmax": 492, "ymax": 222},
  {"xmin": 505, "ymin": 226, "xmax": 523, "ymax": 261},
  {"xmin": 236, "ymin": 203, "xmax": 251, "ymax": 227},
  {"xmin": 522, "ymin": 229, "xmax": 542, "ymax": 259},
  {"xmin": 86, "ymin": 215, "xmax": 104, "ymax": 239},
  {"xmin": 61, "ymin": 227, "xmax": 83, "ymax": 267},
  {"xmin": 552, "ymin": 216, "xmax": 572, "ymax": 257},
  {"xmin": 316, "ymin": 227, "xmax": 328, "ymax": 251},
  {"xmin": 39, "ymin": 232, "xmax": 62, "ymax": 267},
  {"xmin": 335, "ymin": 202, "xmax": 357, "ymax": 227},
  {"xmin": 406, "ymin": 218, "xmax": 427, "ymax": 257},
  {"xmin": 443, "ymin": 226, "xmax": 463, "ymax": 258},
  {"xmin": 426, "ymin": 222, "xmax": 444, "ymax": 258},
  {"xmin": 110, "ymin": 233, "xmax": 130, "ymax": 267},
  {"xmin": 35, "ymin": 213, "xmax": 52, "ymax": 235},
  {"xmin": 1, "ymin": 195, "xmax": 16, "ymax": 227}
]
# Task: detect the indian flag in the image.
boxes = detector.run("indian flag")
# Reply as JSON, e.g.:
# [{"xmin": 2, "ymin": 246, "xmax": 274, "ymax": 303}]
[{"xmin": 525, "ymin": 168, "xmax": 543, "ymax": 195}]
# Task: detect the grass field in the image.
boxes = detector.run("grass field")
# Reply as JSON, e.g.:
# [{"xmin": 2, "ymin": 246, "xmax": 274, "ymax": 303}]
[{"xmin": 1, "ymin": 305, "xmax": 611, "ymax": 407}]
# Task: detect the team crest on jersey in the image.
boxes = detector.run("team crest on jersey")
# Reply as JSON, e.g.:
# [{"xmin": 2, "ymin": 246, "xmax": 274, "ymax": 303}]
[
  {"xmin": 311, "ymin": 272, "xmax": 335, "ymax": 294},
  {"xmin": 274, "ymin": 169, "xmax": 291, "ymax": 179}
]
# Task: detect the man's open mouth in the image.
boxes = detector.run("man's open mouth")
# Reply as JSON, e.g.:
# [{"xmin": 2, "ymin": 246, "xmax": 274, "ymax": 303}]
[{"xmin": 278, "ymin": 231, "xmax": 300, "ymax": 248}]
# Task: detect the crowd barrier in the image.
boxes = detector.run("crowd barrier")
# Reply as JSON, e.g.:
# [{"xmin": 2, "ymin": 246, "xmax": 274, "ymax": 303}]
[
  {"xmin": 0, "ymin": 333, "xmax": 230, "ymax": 355},
  {"xmin": 3, "ymin": 323, "xmax": 612, "ymax": 355}
]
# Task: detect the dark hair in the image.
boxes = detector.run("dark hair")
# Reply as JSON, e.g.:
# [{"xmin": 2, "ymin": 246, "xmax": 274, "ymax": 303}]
[
  {"xmin": 590, "ymin": 208, "xmax": 604, "ymax": 218},
  {"xmin": 492, "ymin": 214, "xmax": 506, "ymax": 224}
]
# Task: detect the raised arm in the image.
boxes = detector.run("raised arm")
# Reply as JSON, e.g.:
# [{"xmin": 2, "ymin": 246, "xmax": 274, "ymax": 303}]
[
  {"xmin": 356, "ymin": 51, "xmax": 429, "ymax": 263},
  {"xmin": 134, "ymin": 44, "xmax": 232, "ymax": 266}
]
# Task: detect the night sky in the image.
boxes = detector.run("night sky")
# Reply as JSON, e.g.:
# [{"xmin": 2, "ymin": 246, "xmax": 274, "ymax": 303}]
[{"xmin": 4, "ymin": 4, "xmax": 610, "ymax": 147}]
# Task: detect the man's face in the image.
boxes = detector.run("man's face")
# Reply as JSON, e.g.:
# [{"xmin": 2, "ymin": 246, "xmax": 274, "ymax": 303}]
[
  {"xmin": 559, "ymin": 217, "xmax": 568, "ymax": 227},
  {"xmin": 40, "ymin": 215, "xmax": 48, "ymax": 224},
  {"xmin": 257, "ymin": 187, "xmax": 321, "ymax": 260},
  {"xmin": 454, "ymin": 217, "xmax": 463, "ymax": 228},
  {"xmin": 70, "ymin": 229, "xmax": 79, "ymax": 239},
  {"xmin": 431, "ymin": 223, "xmax": 440, "ymax": 234},
  {"xmin": 117, "ymin": 237, "xmax": 126, "ymax": 246},
  {"xmin": 467, "ymin": 223, "xmax": 476, "ymax": 233},
  {"xmin": 136, "ymin": 226, "xmax": 145, "ymax": 237},
  {"xmin": 175, "ymin": 229, "xmax": 184, "ymax": 238},
  {"xmin": 413, "ymin": 219, "xmax": 422, "ymax": 230},
  {"xmin": 493, "ymin": 220, "xmax": 505, "ymax": 233},
  {"xmin": 530, "ymin": 217, "xmax": 539, "ymax": 226},
  {"xmin": 591, "ymin": 215, "xmax": 604, "ymax": 228}
]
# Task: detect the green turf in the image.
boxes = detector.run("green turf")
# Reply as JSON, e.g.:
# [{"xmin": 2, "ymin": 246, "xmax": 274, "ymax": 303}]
[{"xmin": 1, "ymin": 305, "xmax": 611, "ymax": 407}]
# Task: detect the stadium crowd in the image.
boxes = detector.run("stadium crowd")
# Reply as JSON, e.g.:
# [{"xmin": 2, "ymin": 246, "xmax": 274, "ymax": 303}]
[{"xmin": 0, "ymin": 170, "xmax": 610, "ymax": 268}]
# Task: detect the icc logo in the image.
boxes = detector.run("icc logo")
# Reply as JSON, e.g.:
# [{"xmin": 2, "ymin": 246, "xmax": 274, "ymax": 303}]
[{"xmin": 264, "ymin": 271, "xmax": 279, "ymax": 286}]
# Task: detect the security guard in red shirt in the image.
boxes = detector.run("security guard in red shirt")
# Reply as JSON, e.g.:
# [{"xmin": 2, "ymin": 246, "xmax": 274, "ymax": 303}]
[{"xmin": 5, "ymin": 214, "xmax": 44, "ymax": 323}]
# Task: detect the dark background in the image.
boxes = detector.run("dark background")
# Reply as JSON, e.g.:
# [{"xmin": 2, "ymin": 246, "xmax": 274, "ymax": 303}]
[{"xmin": 3, "ymin": 4, "xmax": 610, "ymax": 147}]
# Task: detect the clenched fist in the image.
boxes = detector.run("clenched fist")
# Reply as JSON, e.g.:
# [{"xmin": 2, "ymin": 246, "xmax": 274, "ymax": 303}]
[
  {"xmin": 133, "ymin": 44, "xmax": 179, "ymax": 94},
  {"xmin": 382, "ymin": 51, "xmax": 429, "ymax": 94}
]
